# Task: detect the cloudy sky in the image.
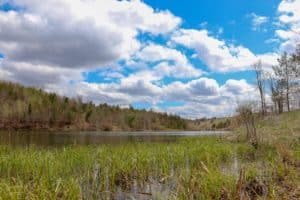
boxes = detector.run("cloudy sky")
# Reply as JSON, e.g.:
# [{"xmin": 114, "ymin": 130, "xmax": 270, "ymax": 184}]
[{"xmin": 0, "ymin": 0, "xmax": 299, "ymax": 118}]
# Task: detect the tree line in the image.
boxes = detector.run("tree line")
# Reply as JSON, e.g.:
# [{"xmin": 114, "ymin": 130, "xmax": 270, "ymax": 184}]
[
  {"xmin": 237, "ymin": 44, "xmax": 300, "ymax": 148},
  {"xmin": 0, "ymin": 81, "xmax": 187, "ymax": 131},
  {"xmin": 254, "ymin": 45, "xmax": 300, "ymax": 114}
]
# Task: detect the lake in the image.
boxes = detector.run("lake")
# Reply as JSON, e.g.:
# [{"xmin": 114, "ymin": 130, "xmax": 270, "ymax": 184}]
[{"xmin": 0, "ymin": 131, "xmax": 228, "ymax": 147}]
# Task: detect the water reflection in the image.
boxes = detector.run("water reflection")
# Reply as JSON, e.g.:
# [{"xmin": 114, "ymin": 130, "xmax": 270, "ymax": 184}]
[{"xmin": 0, "ymin": 131, "xmax": 228, "ymax": 147}]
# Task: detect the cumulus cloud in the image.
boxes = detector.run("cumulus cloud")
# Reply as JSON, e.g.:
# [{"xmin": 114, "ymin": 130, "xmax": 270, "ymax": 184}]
[
  {"xmin": 162, "ymin": 102, "xmax": 234, "ymax": 119},
  {"xmin": 74, "ymin": 77, "xmax": 257, "ymax": 119},
  {"xmin": 220, "ymin": 79, "xmax": 254, "ymax": 96},
  {"xmin": 276, "ymin": 0, "xmax": 300, "ymax": 52},
  {"xmin": 0, "ymin": 0, "xmax": 185, "ymax": 102},
  {"xmin": 75, "ymin": 82, "xmax": 132, "ymax": 106},
  {"xmin": 81, "ymin": 70, "xmax": 163, "ymax": 105},
  {"xmin": 161, "ymin": 79, "xmax": 257, "ymax": 118},
  {"xmin": 0, "ymin": 60, "xmax": 83, "ymax": 91},
  {"xmin": 135, "ymin": 44, "xmax": 202, "ymax": 78},
  {"xmin": 171, "ymin": 29, "xmax": 277, "ymax": 72},
  {"xmin": 0, "ymin": 0, "xmax": 181, "ymax": 70},
  {"xmin": 278, "ymin": 0, "xmax": 300, "ymax": 24},
  {"xmin": 160, "ymin": 78, "xmax": 220, "ymax": 103}
]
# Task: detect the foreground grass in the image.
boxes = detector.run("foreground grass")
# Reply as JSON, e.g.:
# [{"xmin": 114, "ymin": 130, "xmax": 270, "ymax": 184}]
[{"xmin": 0, "ymin": 135, "xmax": 299, "ymax": 199}]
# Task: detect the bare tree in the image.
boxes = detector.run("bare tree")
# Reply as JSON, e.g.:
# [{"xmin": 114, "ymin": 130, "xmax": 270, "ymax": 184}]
[
  {"xmin": 273, "ymin": 53, "xmax": 294, "ymax": 112},
  {"xmin": 291, "ymin": 44, "xmax": 300, "ymax": 108},
  {"xmin": 268, "ymin": 74, "xmax": 285, "ymax": 114},
  {"xmin": 253, "ymin": 60, "xmax": 266, "ymax": 115},
  {"xmin": 236, "ymin": 102, "xmax": 258, "ymax": 148},
  {"xmin": 291, "ymin": 44, "xmax": 300, "ymax": 74}
]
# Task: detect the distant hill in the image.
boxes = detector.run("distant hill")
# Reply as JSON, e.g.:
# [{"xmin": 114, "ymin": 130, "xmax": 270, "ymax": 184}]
[{"xmin": 0, "ymin": 81, "xmax": 188, "ymax": 131}]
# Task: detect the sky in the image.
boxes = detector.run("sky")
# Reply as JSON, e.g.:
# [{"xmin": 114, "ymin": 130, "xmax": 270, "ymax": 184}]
[{"xmin": 0, "ymin": 0, "xmax": 300, "ymax": 119}]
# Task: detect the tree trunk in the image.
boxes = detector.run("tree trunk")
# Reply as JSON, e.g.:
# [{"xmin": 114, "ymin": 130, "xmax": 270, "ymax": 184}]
[
  {"xmin": 286, "ymin": 85, "xmax": 290, "ymax": 112},
  {"xmin": 259, "ymin": 87, "xmax": 266, "ymax": 115},
  {"xmin": 278, "ymin": 99, "xmax": 283, "ymax": 114},
  {"xmin": 286, "ymin": 62, "xmax": 290, "ymax": 112}
]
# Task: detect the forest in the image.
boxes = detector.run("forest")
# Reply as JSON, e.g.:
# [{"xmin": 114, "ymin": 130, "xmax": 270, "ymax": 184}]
[{"xmin": 0, "ymin": 82, "xmax": 187, "ymax": 131}]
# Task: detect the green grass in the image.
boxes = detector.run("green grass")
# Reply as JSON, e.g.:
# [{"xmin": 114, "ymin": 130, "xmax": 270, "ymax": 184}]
[{"xmin": 0, "ymin": 135, "xmax": 298, "ymax": 199}]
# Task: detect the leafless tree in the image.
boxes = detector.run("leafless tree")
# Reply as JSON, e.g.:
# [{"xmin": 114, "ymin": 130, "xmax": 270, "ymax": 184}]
[
  {"xmin": 236, "ymin": 102, "xmax": 258, "ymax": 148},
  {"xmin": 273, "ymin": 53, "xmax": 294, "ymax": 112},
  {"xmin": 292, "ymin": 44, "xmax": 300, "ymax": 70},
  {"xmin": 291, "ymin": 44, "xmax": 300, "ymax": 108},
  {"xmin": 253, "ymin": 60, "xmax": 266, "ymax": 115},
  {"xmin": 268, "ymin": 74, "xmax": 285, "ymax": 114}
]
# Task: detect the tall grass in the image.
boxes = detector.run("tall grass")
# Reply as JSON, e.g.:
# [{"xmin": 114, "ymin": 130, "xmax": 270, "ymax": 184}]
[{"xmin": 1, "ymin": 136, "xmax": 298, "ymax": 199}]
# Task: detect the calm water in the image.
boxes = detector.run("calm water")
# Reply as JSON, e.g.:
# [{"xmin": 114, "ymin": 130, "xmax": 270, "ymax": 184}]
[{"xmin": 0, "ymin": 131, "xmax": 228, "ymax": 147}]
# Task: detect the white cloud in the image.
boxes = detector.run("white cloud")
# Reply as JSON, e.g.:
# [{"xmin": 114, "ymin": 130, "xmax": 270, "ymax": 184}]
[
  {"xmin": 276, "ymin": 0, "xmax": 300, "ymax": 52},
  {"xmin": 257, "ymin": 53, "xmax": 278, "ymax": 69},
  {"xmin": 74, "ymin": 77, "xmax": 257, "ymax": 119},
  {"xmin": 220, "ymin": 79, "xmax": 255, "ymax": 96},
  {"xmin": 0, "ymin": 60, "xmax": 82, "ymax": 90},
  {"xmin": 171, "ymin": 29, "xmax": 277, "ymax": 72},
  {"xmin": 0, "ymin": 0, "xmax": 181, "ymax": 70},
  {"xmin": 249, "ymin": 13, "xmax": 269, "ymax": 31},
  {"xmin": 265, "ymin": 38, "xmax": 280, "ymax": 44},
  {"xmin": 188, "ymin": 78, "xmax": 220, "ymax": 96},
  {"xmin": 75, "ymin": 82, "xmax": 132, "ymax": 106},
  {"xmin": 278, "ymin": 0, "xmax": 300, "ymax": 24},
  {"xmin": 161, "ymin": 79, "xmax": 257, "ymax": 118},
  {"xmin": 135, "ymin": 43, "xmax": 202, "ymax": 78},
  {"xmin": 163, "ymin": 102, "xmax": 234, "ymax": 119},
  {"xmin": 161, "ymin": 78, "xmax": 219, "ymax": 102},
  {"xmin": 0, "ymin": 0, "xmax": 183, "ymax": 98}
]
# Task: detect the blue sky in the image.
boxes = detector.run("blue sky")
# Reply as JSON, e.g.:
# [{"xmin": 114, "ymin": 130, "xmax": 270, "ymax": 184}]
[
  {"xmin": 0, "ymin": 0, "xmax": 299, "ymax": 118},
  {"xmin": 145, "ymin": 0, "xmax": 280, "ymax": 51}
]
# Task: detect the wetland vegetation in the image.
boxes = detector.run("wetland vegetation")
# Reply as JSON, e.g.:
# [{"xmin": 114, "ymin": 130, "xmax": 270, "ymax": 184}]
[{"xmin": 0, "ymin": 109, "xmax": 299, "ymax": 199}]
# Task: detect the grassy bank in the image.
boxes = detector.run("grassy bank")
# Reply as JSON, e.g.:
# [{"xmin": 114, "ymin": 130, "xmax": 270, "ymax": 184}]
[{"xmin": 0, "ymin": 134, "xmax": 299, "ymax": 199}]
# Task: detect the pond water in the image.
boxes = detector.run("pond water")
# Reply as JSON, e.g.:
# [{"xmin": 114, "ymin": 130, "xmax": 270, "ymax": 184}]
[{"xmin": 0, "ymin": 131, "xmax": 228, "ymax": 147}]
